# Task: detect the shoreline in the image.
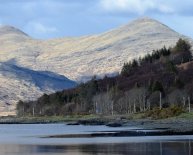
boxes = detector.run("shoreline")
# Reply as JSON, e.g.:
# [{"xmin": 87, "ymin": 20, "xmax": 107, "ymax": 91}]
[
  {"xmin": 42, "ymin": 130, "xmax": 193, "ymax": 139},
  {"xmin": 1, "ymin": 113, "xmax": 193, "ymax": 133}
]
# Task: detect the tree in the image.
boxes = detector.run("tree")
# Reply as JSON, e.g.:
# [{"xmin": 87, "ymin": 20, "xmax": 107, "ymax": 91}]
[
  {"xmin": 121, "ymin": 62, "xmax": 132, "ymax": 76},
  {"xmin": 151, "ymin": 81, "xmax": 164, "ymax": 93},
  {"xmin": 121, "ymin": 59, "xmax": 138, "ymax": 76},
  {"xmin": 149, "ymin": 91, "xmax": 161, "ymax": 109},
  {"xmin": 175, "ymin": 78, "xmax": 184, "ymax": 89},
  {"xmin": 16, "ymin": 100, "xmax": 25, "ymax": 116},
  {"xmin": 174, "ymin": 38, "xmax": 191, "ymax": 53},
  {"xmin": 166, "ymin": 61, "xmax": 178, "ymax": 75},
  {"xmin": 92, "ymin": 93, "xmax": 113, "ymax": 115},
  {"xmin": 168, "ymin": 89, "xmax": 188, "ymax": 107},
  {"xmin": 171, "ymin": 39, "xmax": 192, "ymax": 64},
  {"xmin": 150, "ymin": 81, "xmax": 164, "ymax": 109}
]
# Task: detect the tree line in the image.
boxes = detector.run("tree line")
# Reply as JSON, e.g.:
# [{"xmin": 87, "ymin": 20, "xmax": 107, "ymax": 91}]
[{"xmin": 17, "ymin": 38, "xmax": 193, "ymax": 117}]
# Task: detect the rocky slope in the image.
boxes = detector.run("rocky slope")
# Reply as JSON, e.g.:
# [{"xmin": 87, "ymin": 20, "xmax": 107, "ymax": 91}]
[
  {"xmin": 0, "ymin": 62, "xmax": 76, "ymax": 115},
  {"xmin": 0, "ymin": 17, "xmax": 192, "ymax": 115}
]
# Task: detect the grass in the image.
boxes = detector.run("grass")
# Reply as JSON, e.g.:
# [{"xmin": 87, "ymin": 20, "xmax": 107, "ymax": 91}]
[
  {"xmin": 2, "ymin": 109, "xmax": 193, "ymax": 124},
  {"xmin": 0, "ymin": 113, "xmax": 148, "ymax": 124},
  {"xmin": 0, "ymin": 114, "xmax": 100, "ymax": 124},
  {"xmin": 130, "ymin": 113, "xmax": 146, "ymax": 119},
  {"xmin": 175, "ymin": 112, "xmax": 193, "ymax": 119}
]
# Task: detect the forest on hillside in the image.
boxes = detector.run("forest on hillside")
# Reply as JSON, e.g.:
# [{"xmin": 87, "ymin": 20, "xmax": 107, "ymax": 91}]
[{"xmin": 17, "ymin": 39, "xmax": 193, "ymax": 117}]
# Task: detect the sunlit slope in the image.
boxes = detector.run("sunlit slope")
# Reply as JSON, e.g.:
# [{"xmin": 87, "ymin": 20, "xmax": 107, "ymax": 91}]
[
  {"xmin": 0, "ymin": 17, "xmax": 192, "ymax": 115},
  {"xmin": 1, "ymin": 18, "xmax": 192, "ymax": 81}
]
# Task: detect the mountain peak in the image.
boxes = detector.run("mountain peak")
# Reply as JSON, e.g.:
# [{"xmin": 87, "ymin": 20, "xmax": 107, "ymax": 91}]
[
  {"xmin": 0, "ymin": 25, "xmax": 28, "ymax": 37},
  {"xmin": 111, "ymin": 17, "xmax": 177, "ymax": 36},
  {"xmin": 127, "ymin": 17, "xmax": 167, "ymax": 27},
  {"xmin": 132, "ymin": 17, "xmax": 159, "ymax": 22}
]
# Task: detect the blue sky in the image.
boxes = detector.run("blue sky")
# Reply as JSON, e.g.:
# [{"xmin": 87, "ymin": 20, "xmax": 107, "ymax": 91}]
[{"xmin": 0, "ymin": 0, "xmax": 193, "ymax": 39}]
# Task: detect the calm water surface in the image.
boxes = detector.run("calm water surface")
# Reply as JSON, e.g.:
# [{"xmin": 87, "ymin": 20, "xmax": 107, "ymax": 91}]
[{"xmin": 0, "ymin": 124, "xmax": 193, "ymax": 155}]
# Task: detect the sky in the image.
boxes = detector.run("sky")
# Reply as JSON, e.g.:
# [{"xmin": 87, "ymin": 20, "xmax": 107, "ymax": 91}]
[{"xmin": 0, "ymin": 0, "xmax": 193, "ymax": 39}]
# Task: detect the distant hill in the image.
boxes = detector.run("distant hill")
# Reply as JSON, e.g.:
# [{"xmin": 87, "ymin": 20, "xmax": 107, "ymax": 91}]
[
  {"xmin": 17, "ymin": 39, "xmax": 193, "ymax": 117},
  {"xmin": 0, "ymin": 62, "xmax": 76, "ymax": 114},
  {"xmin": 0, "ymin": 17, "xmax": 192, "ymax": 115}
]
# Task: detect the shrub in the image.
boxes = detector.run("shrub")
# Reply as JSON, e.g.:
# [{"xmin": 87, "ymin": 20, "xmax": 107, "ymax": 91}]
[{"xmin": 145, "ymin": 105, "xmax": 184, "ymax": 119}]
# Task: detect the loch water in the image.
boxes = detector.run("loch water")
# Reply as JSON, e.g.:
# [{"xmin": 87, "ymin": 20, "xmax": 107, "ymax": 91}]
[{"xmin": 0, "ymin": 124, "xmax": 193, "ymax": 155}]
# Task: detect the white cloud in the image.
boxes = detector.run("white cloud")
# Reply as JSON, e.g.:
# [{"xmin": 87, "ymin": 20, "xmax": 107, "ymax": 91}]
[
  {"xmin": 100, "ymin": 0, "xmax": 174, "ymax": 15},
  {"xmin": 25, "ymin": 22, "xmax": 57, "ymax": 34}
]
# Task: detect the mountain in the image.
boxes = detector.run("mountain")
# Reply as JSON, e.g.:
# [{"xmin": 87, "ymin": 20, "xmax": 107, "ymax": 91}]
[
  {"xmin": 17, "ymin": 39, "xmax": 193, "ymax": 117},
  {"xmin": 0, "ymin": 62, "xmax": 77, "ymax": 115},
  {"xmin": 0, "ymin": 17, "xmax": 192, "ymax": 115},
  {"xmin": 0, "ymin": 25, "xmax": 28, "ymax": 36},
  {"xmin": 0, "ymin": 18, "xmax": 192, "ymax": 81}
]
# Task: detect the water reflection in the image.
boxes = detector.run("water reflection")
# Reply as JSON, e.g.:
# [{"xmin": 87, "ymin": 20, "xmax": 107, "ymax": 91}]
[{"xmin": 0, "ymin": 141, "xmax": 192, "ymax": 155}]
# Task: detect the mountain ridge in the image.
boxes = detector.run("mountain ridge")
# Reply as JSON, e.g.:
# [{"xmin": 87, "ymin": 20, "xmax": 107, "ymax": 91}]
[
  {"xmin": 0, "ymin": 62, "xmax": 77, "ymax": 115},
  {"xmin": 0, "ymin": 25, "xmax": 29, "ymax": 37},
  {"xmin": 0, "ymin": 17, "xmax": 192, "ymax": 115}
]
